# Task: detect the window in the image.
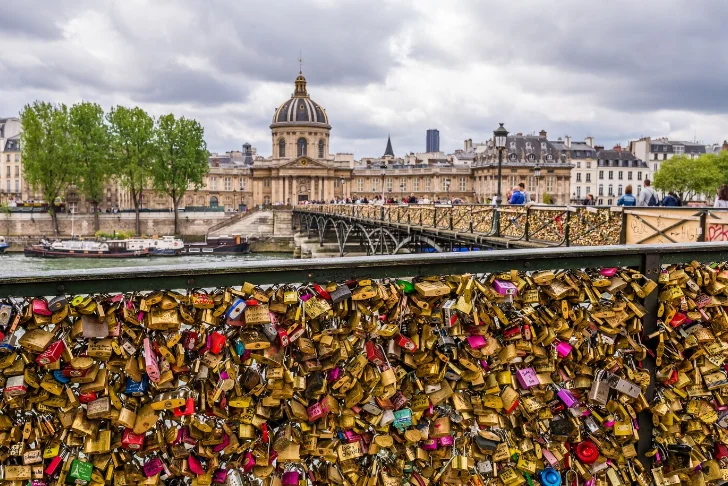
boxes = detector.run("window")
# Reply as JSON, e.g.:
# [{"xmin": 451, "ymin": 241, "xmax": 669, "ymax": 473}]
[
  {"xmin": 4, "ymin": 155, "xmax": 8, "ymax": 162},
  {"xmin": 586, "ymin": 186, "xmax": 591, "ymax": 195},
  {"xmin": 628, "ymin": 172, "xmax": 633, "ymax": 180},
  {"xmin": 425, "ymin": 177, "xmax": 431, "ymax": 192},
  {"xmin": 264, "ymin": 178, "xmax": 270, "ymax": 188},
  {"xmin": 608, "ymin": 184, "xmax": 613, "ymax": 196},
  {"xmin": 413, "ymin": 178, "xmax": 420, "ymax": 191},
  {"xmin": 576, "ymin": 187, "xmax": 581, "ymax": 198},
  {"xmin": 586, "ymin": 161, "xmax": 591, "ymax": 169},
  {"xmin": 576, "ymin": 173, "xmax": 581, "ymax": 182},
  {"xmin": 357, "ymin": 178, "xmax": 364, "ymax": 192},
  {"xmin": 459, "ymin": 177, "xmax": 466, "ymax": 191},
  {"xmin": 598, "ymin": 184, "xmax": 604, "ymax": 196},
  {"xmin": 576, "ymin": 162, "xmax": 581, "ymax": 169},
  {"xmin": 509, "ymin": 142, "xmax": 516, "ymax": 149},
  {"xmin": 240, "ymin": 178, "xmax": 246, "ymax": 191},
  {"xmin": 372, "ymin": 179, "xmax": 379, "ymax": 192},
  {"xmin": 15, "ymin": 180, "xmax": 19, "ymax": 193},
  {"xmin": 662, "ymin": 153, "xmax": 667, "ymax": 160},
  {"xmin": 399, "ymin": 178, "xmax": 407, "ymax": 192},
  {"xmin": 264, "ymin": 196, "xmax": 271, "ymax": 205},
  {"xmin": 526, "ymin": 142, "xmax": 531, "ymax": 149},
  {"xmin": 653, "ymin": 164, "xmax": 657, "ymax": 172},
  {"xmin": 14, "ymin": 154, "xmax": 19, "ymax": 162},
  {"xmin": 297, "ymin": 138, "xmax": 307, "ymax": 157},
  {"xmin": 638, "ymin": 171, "xmax": 643, "ymax": 180},
  {"xmin": 653, "ymin": 153, "xmax": 658, "ymax": 160},
  {"xmin": 318, "ymin": 139, "xmax": 325, "ymax": 159},
  {"xmin": 607, "ymin": 199, "xmax": 613, "ymax": 205},
  {"xmin": 586, "ymin": 173, "xmax": 591, "ymax": 183},
  {"xmin": 599, "ymin": 170, "xmax": 604, "ymax": 180},
  {"xmin": 618, "ymin": 185, "xmax": 623, "ymax": 196},
  {"xmin": 541, "ymin": 142, "xmax": 547, "ymax": 150},
  {"xmin": 386, "ymin": 178, "xmax": 393, "ymax": 191},
  {"xmin": 546, "ymin": 176, "xmax": 554, "ymax": 193},
  {"xmin": 224, "ymin": 177, "xmax": 231, "ymax": 191},
  {"xmin": 278, "ymin": 139, "xmax": 286, "ymax": 157},
  {"xmin": 210, "ymin": 177, "xmax": 217, "ymax": 190},
  {"xmin": 608, "ymin": 171, "xmax": 613, "ymax": 180},
  {"xmin": 674, "ymin": 145, "xmax": 684, "ymax": 155},
  {"xmin": 5, "ymin": 166, "xmax": 8, "ymax": 177},
  {"xmin": 618, "ymin": 171, "xmax": 623, "ymax": 180},
  {"xmin": 209, "ymin": 196, "xmax": 219, "ymax": 208}
]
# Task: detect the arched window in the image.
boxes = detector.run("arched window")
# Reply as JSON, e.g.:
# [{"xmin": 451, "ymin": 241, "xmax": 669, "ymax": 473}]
[
  {"xmin": 318, "ymin": 139, "xmax": 325, "ymax": 158},
  {"xmin": 209, "ymin": 196, "xmax": 219, "ymax": 208},
  {"xmin": 278, "ymin": 139, "xmax": 286, "ymax": 157},
  {"xmin": 617, "ymin": 184, "xmax": 623, "ymax": 196},
  {"xmin": 598, "ymin": 184, "xmax": 604, "ymax": 196},
  {"xmin": 608, "ymin": 184, "xmax": 614, "ymax": 196},
  {"xmin": 297, "ymin": 138, "xmax": 307, "ymax": 157}
]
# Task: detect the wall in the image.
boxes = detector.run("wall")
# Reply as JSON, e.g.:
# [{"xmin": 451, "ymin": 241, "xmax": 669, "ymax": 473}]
[{"xmin": 0, "ymin": 211, "xmax": 230, "ymax": 238}]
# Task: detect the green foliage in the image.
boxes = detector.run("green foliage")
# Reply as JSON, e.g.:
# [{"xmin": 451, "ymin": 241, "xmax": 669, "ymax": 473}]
[
  {"xmin": 542, "ymin": 193, "xmax": 553, "ymax": 204},
  {"xmin": 653, "ymin": 155, "xmax": 722, "ymax": 203},
  {"xmin": 152, "ymin": 114, "xmax": 209, "ymax": 234},
  {"xmin": 95, "ymin": 230, "xmax": 134, "ymax": 240},
  {"xmin": 20, "ymin": 101, "xmax": 78, "ymax": 235},
  {"xmin": 107, "ymin": 106, "xmax": 155, "ymax": 235},
  {"xmin": 70, "ymin": 102, "xmax": 112, "ymax": 230}
]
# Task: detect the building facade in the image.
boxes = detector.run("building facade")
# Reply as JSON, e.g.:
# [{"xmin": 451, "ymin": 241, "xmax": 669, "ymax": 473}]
[
  {"xmin": 594, "ymin": 150, "xmax": 648, "ymax": 205},
  {"xmin": 426, "ymin": 129, "xmax": 440, "ymax": 153},
  {"xmin": 628, "ymin": 137, "xmax": 706, "ymax": 179}
]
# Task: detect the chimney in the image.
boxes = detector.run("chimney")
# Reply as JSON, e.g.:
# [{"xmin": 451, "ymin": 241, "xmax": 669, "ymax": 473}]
[
  {"xmin": 564, "ymin": 135, "xmax": 571, "ymax": 148},
  {"xmin": 584, "ymin": 136, "xmax": 594, "ymax": 148},
  {"xmin": 464, "ymin": 139, "xmax": 473, "ymax": 152},
  {"xmin": 722, "ymin": 140, "xmax": 728, "ymax": 152},
  {"xmin": 539, "ymin": 129, "xmax": 547, "ymax": 139},
  {"xmin": 595, "ymin": 145, "xmax": 605, "ymax": 151},
  {"xmin": 613, "ymin": 144, "xmax": 622, "ymax": 152}
]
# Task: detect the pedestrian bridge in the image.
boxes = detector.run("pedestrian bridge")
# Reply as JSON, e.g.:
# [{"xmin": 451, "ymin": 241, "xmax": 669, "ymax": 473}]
[{"xmin": 293, "ymin": 204, "xmax": 728, "ymax": 256}]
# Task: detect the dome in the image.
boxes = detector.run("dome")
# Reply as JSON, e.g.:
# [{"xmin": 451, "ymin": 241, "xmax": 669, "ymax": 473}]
[{"xmin": 271, "ymin": 73, "xmax": 329, "ymax": 127}]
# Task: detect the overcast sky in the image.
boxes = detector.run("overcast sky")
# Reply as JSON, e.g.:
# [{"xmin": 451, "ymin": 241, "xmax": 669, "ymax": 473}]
[{"xmin": 2, "ymin": 0, "xmax": 727, "ymax": 158}]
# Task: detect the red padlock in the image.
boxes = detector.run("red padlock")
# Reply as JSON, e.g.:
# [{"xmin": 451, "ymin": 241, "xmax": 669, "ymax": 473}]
[
  {"xmin": 395, "ymin": 334, "xmax": 418, "ymax": 353},
  {"xmin": 122, "ymin": 428, "xmax": 145, "ymax": 450},
  {"xmin": 365, "ymin": 341, "xmax": 386, "ymax": 366},
  {"xmin": 277, "ymin": 327, "xmax": 289, "ymax": 347},
  {"xmin": 36, "ymin": 340, "xmax": 66, "ymax": 366},
  {"xmin": 313, "ymin": 284, "xmax": 331, "ymax": 300},
  {"xmin": 209, "ymin": 331, "xmax": 226, "ymax": 355},
  {"xmin": 173, "ymin": 397, "xmax": 196, "ymax": 417},
  {"xmin": 182, "ymin": 331, "xmax": 199, "ymax": 350},
  {"xmin": 575, "ymin": 440, "xmax": 599, "ymax": 464},
  {"xmin": 78, "ymin": 392, "xmax": 98, "ymax": 404}
]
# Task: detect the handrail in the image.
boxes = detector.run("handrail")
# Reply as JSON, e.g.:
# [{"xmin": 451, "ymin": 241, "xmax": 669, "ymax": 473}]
[
  {"xmin": 3, "ymin": 242, "xmax": 728, "ymax": 298},
  {"xmin": 295, "ymin": 204, "xmax": 728, "ymax": 246}
]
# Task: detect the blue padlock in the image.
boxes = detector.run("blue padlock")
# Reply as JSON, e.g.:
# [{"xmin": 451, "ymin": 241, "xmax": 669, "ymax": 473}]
[
  {"xmin": 538, "ymin": 468, "xmax": 561, "ymax": 486},
  {"xmin": 125, "ymin": 375, "xmax": 149, "ymax": 397},
  {"xmin": 225, "ymin": 298, "xmax": 247, "ymax": 320},
  {"xmin": 393, "ymin": 408, "xmax": 413, "ymax": 430},
  {"xmin": 52, "ymin": 370, "xmax": 71, "ymax": 384},
  {"xmin": 234, "ymin": 340, "xmax": 245, "ymax": 356}
]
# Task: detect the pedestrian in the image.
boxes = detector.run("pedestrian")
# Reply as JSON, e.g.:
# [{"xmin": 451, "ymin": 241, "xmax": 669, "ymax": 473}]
[
  {"xmin": 582, "ymin": 194, "xmax": 595, "ymax": 205},
  {"xmin": 661, "ymin": 191, "xmax": 680, "ymax": 207},
  {"xmin": 518, "ymin": 182, "xmax": 531, "ymax": 203},
  {"xmin": 617, "ymin": 185, "xmax": 637, "ymax": 206},
  {"xmin": 714, "ymin": 185, "xmax": 728, "ymax": 208},
  {"xmin": 407, "ymin": 193, "xmax": 417, "ymax": 204},
  {"xmin": 509, "ymin": 186, "xmax": 525, "ymax": 205},
  {"xmin": 637, "ymin": 179, "xmax": 659, "ymax": 206}
]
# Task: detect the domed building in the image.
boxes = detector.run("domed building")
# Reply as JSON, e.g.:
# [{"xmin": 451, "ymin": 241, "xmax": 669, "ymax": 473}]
[{"xmin": 248, "ymin": 72, "xmax": 353, "ymax": 205}]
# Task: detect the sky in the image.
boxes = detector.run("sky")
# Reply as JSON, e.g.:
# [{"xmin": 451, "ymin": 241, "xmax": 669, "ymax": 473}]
[{"xmin": 2, "ymin": 0, "xmax": 727, "ymax": 158}]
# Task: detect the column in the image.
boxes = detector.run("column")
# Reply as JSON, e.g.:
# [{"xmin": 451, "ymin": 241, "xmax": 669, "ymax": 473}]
[
  {"xmin": 319, "ymin": 177, "xmax": 324, "ymax": 201},
  {"xmin": 292, "ymin": 178, "xmax": 298, "ymax": 204},
  {"xmin": 326, "ymin": 178, "xmax": 334, "ymax": 201},
  {"xmin": 283, "ymin": 177, "xmax": 288, "ymax": 205}
]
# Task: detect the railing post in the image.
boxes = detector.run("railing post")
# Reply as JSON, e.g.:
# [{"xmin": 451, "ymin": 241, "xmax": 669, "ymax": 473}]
[
  {"xmin": 449, "ymin": 209, "xmax": 453, "ymax": 231},
  {"xmin": 699, "ymin": 209, "xmax": 707, "ymax": 242},
  {"xmin": 379, "ymin": 206, "xmax": 384, "ymax": 222},
  {"xmin": 524, "ymin": 207, "xmax": 530, "ymax": 242},
  {"xmin": 564, "ymin": 211, "xmax": 570, "ymax": 246},
  {"xmin": 637, "ymin": 252, "xmax": 660, "ymax": 471},
  {"xmin": 433, "ymin": 207, "xmax": 437, "ymax": 228},
  {"xmin": 469, "ymin": 206, "xmax": 473, "ymax": 233},
  {"xmin": 619, "ymin": 209, "xmax": 628, "ymax": 245},
  {"xmin": 494, "ymin": 207, "xmax": 501, "ymax": 237}
]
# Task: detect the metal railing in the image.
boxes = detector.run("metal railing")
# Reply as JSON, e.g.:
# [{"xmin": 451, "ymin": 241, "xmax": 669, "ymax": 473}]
[{"xmin": 295, "ymin": 204, "xmax": 728, "ymax": 246}]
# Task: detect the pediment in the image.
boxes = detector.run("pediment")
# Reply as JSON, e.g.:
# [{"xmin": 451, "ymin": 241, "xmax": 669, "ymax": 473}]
[{"xmin": 278, "ymin": 156, "xmax": 330, "ymax": 169}]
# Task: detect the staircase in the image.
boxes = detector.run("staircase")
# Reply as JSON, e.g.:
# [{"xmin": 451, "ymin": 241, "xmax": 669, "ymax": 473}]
[{"xmin": 208, "ymin": 210, "xmax": 292, "ymax": 238}]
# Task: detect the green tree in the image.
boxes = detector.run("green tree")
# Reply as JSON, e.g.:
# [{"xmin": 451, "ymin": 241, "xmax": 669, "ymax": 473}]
[
  {"xmin": 653, "ymin": 155, "xmax": 722, "ymax": 204},
  {"xmin": 152, "ymin": 114, "xmax": 209, "ymax": 234},
  {"xmin": 107, "ymin": 106, "xmax": 155, "ymax": 235},
  {"xmin": 69, "ymin": 102, "xmax": 112, "ymax": 232},
  {"xmin": 20, "ymin": 101, "xmax": 77, "ymax": 236}
]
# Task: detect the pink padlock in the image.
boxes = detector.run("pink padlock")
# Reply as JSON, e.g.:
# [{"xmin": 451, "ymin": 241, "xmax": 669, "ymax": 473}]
[
  {"xmin": 242, "ymin": 451, "xmax": 256, "ymax": 472},
  {"xmin": 187, "ymin": 455, "xmax": 205, "ymax": 475},
  {"xmin": 515, "ymin": 368, "xmax": 540, "ymax": 389},
  {"xmin": 327, "ymin": 368, "xmax": 342, "ymax": 382},
  {"xmin": 212, "ymin": 470, "xmax": 228, "ymax": 484},
  {"xmin": 282, "ymin": 471, "xmax": 300, "ymax": 486},
  {"xmin": 212, "ymin": 434, "xmax": 230, "ymax": 453},
  {"xmin": 555, "ymin": 341, "xmax": 572, "ymax": 358},
  {"xmin": 343, "ymin": 430, "xmax": 361, "ymax": 443},
  {"xmin": 600, "ymin": 267, "xmax": 617, "ymax": 277},
  {"xmin": 32, "ymin": 299, "xmax": 52, "ymax": 316},
  {"xmin": 143, "ymin": 338, "xmax": 160, "ymax": 383},
  {"xmin": 143, "ymin": 457, "xmax": 164, "ymax": 478},
  {"xmin": 307, "ymin": 402, "xmax": 323, "ymax": 422},
  {"xmin": 493, "ymin": 279, "xmax": 518, "ymax": 296},
  {"xmin": 421, "ymin": 438, "xmax": 438, "ymax": 450},
  {"xmin": 439, "ymin": 435, "xmax": 454, "ymax": 447},
  {"xmin": 466, "ymin": 335, "xmax": 487, "ymax": 349}
]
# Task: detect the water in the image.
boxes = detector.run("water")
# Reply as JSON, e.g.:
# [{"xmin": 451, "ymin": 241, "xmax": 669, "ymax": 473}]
[{"xmin": 0, "ymin": 252, "xmax": 294, "ymax": 275}]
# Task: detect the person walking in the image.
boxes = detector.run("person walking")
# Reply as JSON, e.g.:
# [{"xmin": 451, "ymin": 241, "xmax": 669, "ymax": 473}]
[
  {"xmin": 661, "ymin": 191, "xmax": 680, "ymax": 207},
  {"xmin": 617, "ymin": 185, "xmax": 637, "ymax": 206},
  {"xmin": 637, "ymin": 179, "xmax": 659, "ymax": 206},
  {"xmin": 518, "ymin": 182, "xmax": 531, "ymax": 203},
  {"xmin": 509, "ymin": 186, "xmax": 525, "ymax": 205},
  {"xmin": 582, "ymin": 194, "xmax": 595, "ymax": 205},
  {"xmin": 714, "ymin": 185, "xmax": 728, "ymax": 208}
]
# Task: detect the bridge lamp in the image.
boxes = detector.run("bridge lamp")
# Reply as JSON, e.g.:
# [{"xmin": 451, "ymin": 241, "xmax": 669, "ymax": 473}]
[
  {"xmin": 534, "ymin": 164, "xmax": 541, "ymax": 203},
  {"xmin": 445, "ymin": 178, "xmax": 451, "ymax": 203},
  {"xmin": 380, "ymin": 164, "xmax": 387, "ymax": 202},
  {"xmin": 494, "ymin": 123, "xmax": 508, "ymax": 206}
]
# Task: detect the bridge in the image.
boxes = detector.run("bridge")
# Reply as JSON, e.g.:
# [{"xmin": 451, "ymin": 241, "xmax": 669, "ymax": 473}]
[{"xmin": 294, "ymin": 203, "xmax": 728, "ymax": 256}]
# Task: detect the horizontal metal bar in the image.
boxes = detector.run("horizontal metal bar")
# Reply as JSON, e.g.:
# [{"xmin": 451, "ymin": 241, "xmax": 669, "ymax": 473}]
[{"xmin": 2, "ymin": 243, "xmax": 728, "ymax": 297}]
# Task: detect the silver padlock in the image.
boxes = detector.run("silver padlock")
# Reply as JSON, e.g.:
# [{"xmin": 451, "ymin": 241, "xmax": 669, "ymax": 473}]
[{"xmin": 225, "ymin": 469, "xmax": 244, "ymax": 486}]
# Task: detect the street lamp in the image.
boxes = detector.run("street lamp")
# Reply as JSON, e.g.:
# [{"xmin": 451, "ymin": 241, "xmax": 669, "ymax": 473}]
[
  {"xmin": 445, "ymin": 178, "xmax": 451, "ymax": 203},
  {"xmin": 233, "ymin": 188, "xmax": 237, "ymax": 210},
  {"xmin": 493, "ymin": 123, "xmax": 509, "ymax": 206},
  {"xmin": 400, "ymin": 182, "xmax": 405, "ymax": 200},
  {"xmin": 380, "ymin": 163, "xmax": 386, "ymax": 203},
  {"xmin": 340, "ymin": 177, "xmax": 345, "ymax": 201},
  {"xmin": 534, "ymin": 164, "xmax": 542, "ymax": 204}
]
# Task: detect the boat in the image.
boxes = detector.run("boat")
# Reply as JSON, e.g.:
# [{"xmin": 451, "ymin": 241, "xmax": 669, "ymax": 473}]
[
  {"xmin": 0, "ymin": 237, "xmax": 8, "ymax": 254},
  {"xmin": 124, "ymin": 236, "xmax": 184, "ymax": 256},
  {"xmin": 24, "ymin": 239, "xmax": 150, "ymax": 259},
  {"xmin": 181, "ymin": 235, "xmax": 250, "ymax": 255}
]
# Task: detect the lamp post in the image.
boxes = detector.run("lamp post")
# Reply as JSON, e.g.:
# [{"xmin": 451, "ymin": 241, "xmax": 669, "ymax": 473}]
[
  {"xmin": 493, "ymin": 123, "xmax": 509, "ymax": 205},
  {"xmin": 534, "ymin": 164, "xmax": 541, "ymax": 204},
  {"xmin": 445, "ymin": 178, "xmax": 451, "ymax": 203},
  {"xmin": 380, "ymin": 163, "xmax": 386, "ymax": 203},
  {"xmin": 400, "ymin": 182, "xmax": 405, "ymax": 200},
  {"xmin": 340, "ymin": 177, "xmax": 345, "ymax": 201},
  {"xmin": 233, "ymin": 188, "xmax": 237, "ymax": 211}
]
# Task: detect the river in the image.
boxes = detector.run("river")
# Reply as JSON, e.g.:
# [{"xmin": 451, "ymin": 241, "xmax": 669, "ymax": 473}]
[{"xmin": 0, "ymin": 252, "xmax": 294, "ymax": 274}]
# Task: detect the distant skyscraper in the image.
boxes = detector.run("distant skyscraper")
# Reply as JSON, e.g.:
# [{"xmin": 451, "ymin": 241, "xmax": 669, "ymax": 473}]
[{"xmin": 426, "ymin": 129, "xmax": 440, "ymax": 152}]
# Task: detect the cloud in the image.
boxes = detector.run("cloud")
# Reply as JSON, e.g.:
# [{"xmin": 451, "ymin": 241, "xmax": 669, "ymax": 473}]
[{"xmin": 0, "ymin": 0, "xmax": 726, "ymax": 156}]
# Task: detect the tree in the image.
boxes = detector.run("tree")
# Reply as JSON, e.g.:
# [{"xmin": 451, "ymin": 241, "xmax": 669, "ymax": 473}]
[
  {"xmin": 107, "ymin": 106, "xmax": 155, "ymax": 236},
  {"xmin": 152, "ymin": 114, "xmax": 209, "ymax": 234},
  {"xmin": 20, "ymin": 101, "xmax": 77, "ymax": 236},
  {"xmin": 69, "ymin": 102, "xmax": 112, "ymax": 231},
  {"xmin": 653, "ymin": 155, "xmax": 722, "ymax": 204}
]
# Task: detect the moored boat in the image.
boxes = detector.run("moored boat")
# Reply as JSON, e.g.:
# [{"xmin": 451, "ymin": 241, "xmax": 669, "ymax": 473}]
[
  {"xmin": 24, "ymin": 239, "xmax": 150, "ymax": 258},
  {"xmin": 124, "ymin": 236, "xmax": 184, "ymax": 256},
  {"xmin": 181, "ymin": 235, "xmax": 250, "ymax": 255},
  {"xmin": 0, "ymin": 237, "xmax": 8, "ymax": 254}
]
